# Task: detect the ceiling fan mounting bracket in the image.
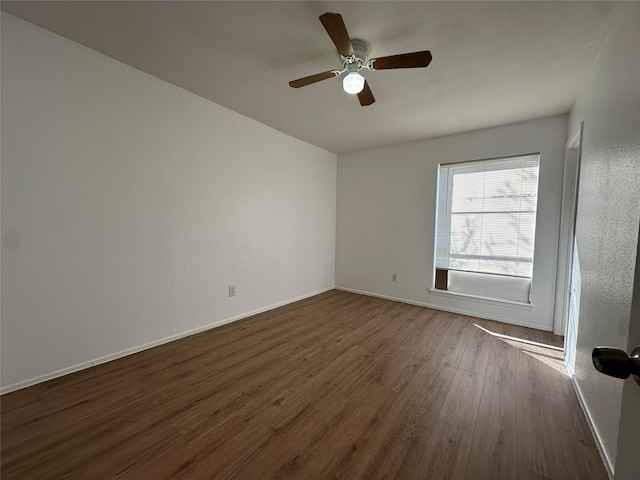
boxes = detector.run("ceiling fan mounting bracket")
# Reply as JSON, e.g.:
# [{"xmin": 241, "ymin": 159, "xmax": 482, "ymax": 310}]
[
  {"xmin": 350, "ymin": 39, "xmax": 369, "ymax": 61},
  {"xmin": 340, "ymin": 39, "xmax": 372, "ymax": 72}
]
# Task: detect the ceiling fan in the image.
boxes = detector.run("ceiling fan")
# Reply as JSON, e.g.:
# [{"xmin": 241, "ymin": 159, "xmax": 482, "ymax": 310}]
[{"xmin": 289, "ymin": 12, "xmax": 432, "ymax": 106}]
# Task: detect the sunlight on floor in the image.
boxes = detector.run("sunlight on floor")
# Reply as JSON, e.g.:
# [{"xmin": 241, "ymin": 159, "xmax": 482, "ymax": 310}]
[{"xmin": 473, "ymin": 323, "xmax": 568, "ymax": 375}]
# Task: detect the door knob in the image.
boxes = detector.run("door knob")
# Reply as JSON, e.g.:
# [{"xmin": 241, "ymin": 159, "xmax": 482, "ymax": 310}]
[{"xmin": 592, "ymin": 346, "xmax": 640, "ymax": 384}]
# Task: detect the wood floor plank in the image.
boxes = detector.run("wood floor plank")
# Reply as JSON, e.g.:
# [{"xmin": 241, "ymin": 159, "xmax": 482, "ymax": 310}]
[
  {"xmin": 419, "ymin": 368, "xmax": 485, "ymax": 480},
  {"xmin": 238, "ymin": 386, "xmax": 386, "ymax": 479},
  {"xmin": 554, "ymin": 427, "xmax": 610, "ymax": 480},
  {"xmin": 362, "ymin": 371, "xmax": 453, "ymax": 480},
  {"xmin": 458, "ymin": 318, "xmax": 494, "ymax": 376},
  {"xmin": 516, "ymin": 350, "xmax": 576, "ymax": 480},
  {"xmin": 421, "ymin": 312, "xmax": 470, "ymax": 378},
  {"xmin": 466, "ymin": 364, "xmax": 518, "ymax": 480},
  {"xmin": 518, "ymin": 465, "xmax": 553, "ymax": 480},
  {"xmin": 0, "ymin": 290, "xmax": 608, "ymax": 480},
  {"xmin": 486, "ymin": 320, "xmax": 522, "ymax": 372}
]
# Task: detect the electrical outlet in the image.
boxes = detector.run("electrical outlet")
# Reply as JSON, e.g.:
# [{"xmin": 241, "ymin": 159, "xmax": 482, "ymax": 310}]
[
  {"xmin": 229, "ymin": 285, "xmax": 236, "ymax": 297},
  {"xmin": 392, "ymin": 274, "xmax": 398, "ymax": 282},
  {"xmin": 319, "ymin": 276, "xmax": 323, "ymax": 283}
]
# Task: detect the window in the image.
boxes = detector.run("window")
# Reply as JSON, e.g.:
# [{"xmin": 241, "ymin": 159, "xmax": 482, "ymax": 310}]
[{"xmin": 434, "ymin": 154, "xmax": 540, "ymax": 303}]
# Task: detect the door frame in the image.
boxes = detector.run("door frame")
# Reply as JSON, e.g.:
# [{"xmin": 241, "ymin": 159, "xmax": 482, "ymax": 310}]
[{"xmin": 553, "ymin": 123, "xmax": 583, "ymax": 337}]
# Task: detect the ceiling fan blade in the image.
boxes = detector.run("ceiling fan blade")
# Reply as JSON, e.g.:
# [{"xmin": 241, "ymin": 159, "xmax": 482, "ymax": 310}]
[
  {"xmin": 370, "ymin": 50, "xmax": 432, "ymax": 70},
  {"xmin": 319, "ymin": 12, "xmax": 353, "ymax": 57},
  {"xmin": 289, "ymin": 70, "xmax": 338, "ymax": 88},
  {"xmin": 357, "ymin": 80, "xmax": 375, "ymax": 106}
]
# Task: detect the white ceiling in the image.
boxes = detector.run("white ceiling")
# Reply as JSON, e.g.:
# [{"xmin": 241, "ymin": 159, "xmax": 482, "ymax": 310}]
[{"xmin": 1, "ymin": 1, "xmax": 622, "ymax": 153}]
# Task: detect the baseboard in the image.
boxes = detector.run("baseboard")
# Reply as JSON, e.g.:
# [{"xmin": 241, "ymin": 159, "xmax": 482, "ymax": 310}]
[
  {"xmin": 569, "ymin": 375, "xmax": 614, "ymax": 479},
  {"xmin": 335, "ymin": 286, "xmax": 432, "ymax": 308},
  {"xmin": 334, "ymin": 286, "xmax": 551, "ymax": 331},
  {"xmin": 1, "ymin": 287, "xmax": 334, "ymax": 395}
]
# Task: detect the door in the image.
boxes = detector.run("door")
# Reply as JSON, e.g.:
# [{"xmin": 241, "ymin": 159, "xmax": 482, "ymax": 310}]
[{"xmin": 613, "ymin": 226, "xmax": 640, "ymax": 479}]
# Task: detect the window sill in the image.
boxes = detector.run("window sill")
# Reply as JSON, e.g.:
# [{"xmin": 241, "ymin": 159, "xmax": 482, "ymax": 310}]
[{"xmin": 428, "ymin": 288, "xmax": 535, "ymax": 310}]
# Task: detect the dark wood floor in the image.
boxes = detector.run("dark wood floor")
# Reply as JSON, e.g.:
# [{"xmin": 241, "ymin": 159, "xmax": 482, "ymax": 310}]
[{"xmin": 1, "ymin": 290, "xmax": 607, "ymax": 479}]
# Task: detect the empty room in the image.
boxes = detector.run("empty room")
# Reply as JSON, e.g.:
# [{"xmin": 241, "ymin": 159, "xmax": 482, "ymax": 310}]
[{"xmin": 1, "ymin": 2, "xmax": 639, "ymax": 479}]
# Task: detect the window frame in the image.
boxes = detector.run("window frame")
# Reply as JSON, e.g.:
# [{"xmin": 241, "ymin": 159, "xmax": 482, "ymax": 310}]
[{"xmin": 432, "ymin": 152, "xmax": 541, "ymax": 304}]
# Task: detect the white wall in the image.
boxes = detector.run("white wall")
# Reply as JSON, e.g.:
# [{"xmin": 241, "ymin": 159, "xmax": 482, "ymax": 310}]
[
  {"xmin": 336, "ymin": 115, "xmax": 567, "ymax": 331},
  {"xmin": 1, "ymin": 14, "xmax": 337, "ymax": 392},
  {"xmin": 567, "ymin": 3, "xmax": 640, "ymax": 477}
]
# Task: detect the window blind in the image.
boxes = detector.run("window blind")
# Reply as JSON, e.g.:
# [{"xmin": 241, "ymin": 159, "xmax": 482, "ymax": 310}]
[{"xmin": 435, "ymin": 154, "xmax": 540, "ymax": 278}]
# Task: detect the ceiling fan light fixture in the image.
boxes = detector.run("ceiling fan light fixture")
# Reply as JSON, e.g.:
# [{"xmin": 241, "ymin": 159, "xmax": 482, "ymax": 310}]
[{"xmin": 343, "ymin": 71, "xmax": 365, "ymax": 94}]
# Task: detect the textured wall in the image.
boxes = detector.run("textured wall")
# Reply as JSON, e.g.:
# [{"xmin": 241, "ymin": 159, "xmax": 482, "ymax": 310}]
[
  {"xmin": 1, "ymin": 14, "xmax": 337, "ymax": 391},
  {"xmin": 336, "ymin": 115, "xmax": 567, "ymax": 330},
  {"xmin": 568, "ymin": 3, "xmax": 640, "ymax": 475}
]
